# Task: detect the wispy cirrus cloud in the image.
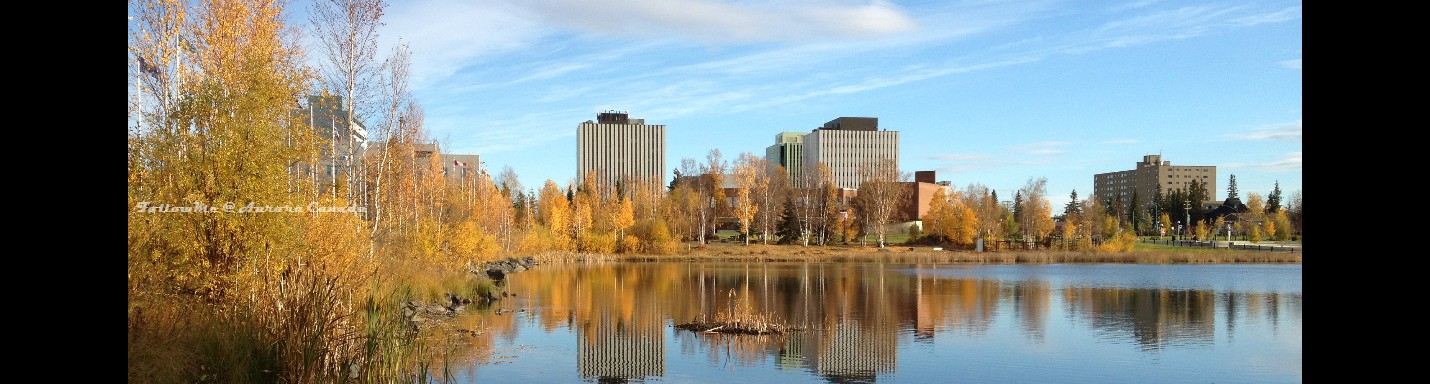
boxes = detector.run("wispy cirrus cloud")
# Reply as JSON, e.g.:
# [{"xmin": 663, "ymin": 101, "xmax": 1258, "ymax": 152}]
[
  {"xmin": 519, "ymin": 0, "xmax": 918, "ymax": 44},
  {"xmin": 376, "ymin": 0, "xmax": 557, "ymax": 87},
  {"xmin": 1051, "ymin": 4, "xmax": 1300, "ymax": 54},
  {"xmin": 927, "ymin": 143, "xmax": 1067, "ymax": 175},
  {"xmin": 1230, "ymin": 6, "xmax": 1301, "ymax": 25},
  {"xmin": 1109, "ymin": 0, "xmax": 1163, "ymax": 13},
  {"xmin": 926, "ymin": 153, "xmax": 992, "ymax": 162},
  {"xmin": 437, "ymin": 109, "xmax": 584, "ymax": 155},
  {"xmin": 1223, "ymin": 151, "xmax": 1301, "ymax": 172},
  {"xmin": 377, "ymin": 0, "xmax": 1301, "ymax": 161},
  {"xmin": 1226, "ymin": 120, "xmax": 1301, "ymax": 141},
  {"xmin": 1280, "ymin": 58, "xmax": 1301, "ymax": 69},
  {"xmin": 1014, "ymin": 141, "xmax": 1071, "ymax": 156}
]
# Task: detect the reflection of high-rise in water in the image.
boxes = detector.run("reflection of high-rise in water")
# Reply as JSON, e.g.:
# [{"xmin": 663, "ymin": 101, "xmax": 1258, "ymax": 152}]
[
  {"xmin": 814, "ymin": 317, "xmax": 897, "ymax": 381},
  {"xmin": 778, "ymin": 330, "xmax": 806, "ymax": 370},
  {"xmin": 577, "ymin": 316, "xmax": 665, "ymax": 381}
]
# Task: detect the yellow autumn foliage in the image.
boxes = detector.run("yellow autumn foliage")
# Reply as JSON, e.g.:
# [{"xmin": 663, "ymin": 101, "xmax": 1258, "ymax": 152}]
[
  {"xmin": 450, "ymin": 219, "xmax": 498, "ymax": 263},
  {"xmin": 1098, "ymin": 231, "xmax": 1139, "ymax": 252}
]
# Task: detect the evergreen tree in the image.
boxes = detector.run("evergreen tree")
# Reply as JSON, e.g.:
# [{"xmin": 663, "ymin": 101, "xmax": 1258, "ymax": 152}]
[
  {"xmin": 774, "ymin": 195, "xmax": 801, "ymax": 244},
  {"xmin": 1187, "ymin": 179, "xmax": 1210, "ymax": 224},
  {"xmin": 1128, "ymin": 190, "xmax": 1141, "ymax": 234},
  {"xmin": 1227, "ymin": 174, "xmax": 1239, "ymax": 200},
  {"xmin": 1012, "ymin": 191, "xmax": 1024, "ymax": 239},
  {"xmin": 1267, "ymin": 180, "xmax": 1282, "ymax": 213},
  {"xmin": 1064, "ymin": 189, "xmax": 1082, "ymax": 218}
]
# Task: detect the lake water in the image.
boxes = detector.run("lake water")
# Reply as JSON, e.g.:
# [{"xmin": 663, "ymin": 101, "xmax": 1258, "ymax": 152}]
[{"xmin": 436, "ymin": 261, "xmax": 1302, "ymax": 383}]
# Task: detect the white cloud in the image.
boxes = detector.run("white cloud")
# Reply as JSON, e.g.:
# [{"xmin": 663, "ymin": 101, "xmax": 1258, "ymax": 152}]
[
  {"xmin": 926, "ymin": 153, "xmax": 992, "ymax": 161},
  {"xmin": 376, "ymin": 0, "xmax": 1300, "ymax": 157},
  {"xmin": 1230, "ymin": 6, "xmax": 1301, "ymax": 26},
  {"xmin": 1013, "ymin": 141, "xmax": 1071, "ymax": 156},
  {"xmin": 436, "ymin": 110, "xmax": 583, "ymax": 155},
  {"xmin": 517, "ymin": 0, "xmax": 918, "ymax": 44},
  {"xmin": 1224, "ymin": 151, "xmax": 1301, "ymax": 172},
  {"xmin": 1109, "ymin": 0, "xmax": 1163, "ymax": 13},
  {"xmin": 1053, "ymin": 4, "xmax": 1298, "ymax": 55},
  {"xmin": 1228, "ymin": 120, "xmax": 1301, "ymax": 141},
  {"xmin": 1280, "ymin": 58, "xmax": 1301, "ymax": 69},
  {"xmin": 381, "ymin": 0, "xmax": 550, "ymax": 86}
]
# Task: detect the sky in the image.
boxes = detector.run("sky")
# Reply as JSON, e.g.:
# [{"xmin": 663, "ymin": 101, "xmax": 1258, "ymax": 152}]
[{"xmin": 174, "ymin": 0, "xmax": 1306, "ymax": 211}]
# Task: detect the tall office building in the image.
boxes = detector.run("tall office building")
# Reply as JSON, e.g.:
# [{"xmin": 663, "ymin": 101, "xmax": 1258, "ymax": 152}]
[
  {"xmin": 765, "ymin": 132, "xmax": 806, "ymax": 186},
  {"xmin": 296, "ymin": 95, "xmax": 368, "ymax": 192},
  {"xmin": 802, "ymin": 117, "xmax": 899, "ymax": 190},
  {"xmin": 577, "ymin": 111, "xmax": 666, "ymax": 189},
  {"xmin": 1093, "ymin": 154, "xmax": 1217, "ymax": 211}
]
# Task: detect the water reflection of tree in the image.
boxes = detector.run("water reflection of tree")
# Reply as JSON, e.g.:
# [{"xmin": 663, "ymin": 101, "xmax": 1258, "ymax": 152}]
[
  {"xmin": 471, "ymin": 262, "xmax": 1297, "ymax": 379},
  {"xmin": 1063, "ymin": 288, "xmax": 1218, "ymax": 351}
]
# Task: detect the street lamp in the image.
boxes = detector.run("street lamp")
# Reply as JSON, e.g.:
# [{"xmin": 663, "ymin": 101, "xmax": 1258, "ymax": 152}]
[{"xmin": 1183, "ymin": 200, "xmax": 1191, "ymax": 239}]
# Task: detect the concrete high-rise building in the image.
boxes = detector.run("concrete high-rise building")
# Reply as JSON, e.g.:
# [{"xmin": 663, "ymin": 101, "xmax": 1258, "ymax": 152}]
[
  {"xmin": 1093, "ymin": 154, "xmax": 1217, "ymax": 212},
  {"xmin": 802, "ymin": 117, "xmax": 899, "ymax": 190},
  {"xmin": 296, "ymin": 95, "xmax": 369, "ymax": 192},
  {"xmin": 577, "ymin": 111, "xmax": 666, "ymax": 189},
  {"xmin": 765, "ymin": 132, "xmax": 806, "ymax": 186}
]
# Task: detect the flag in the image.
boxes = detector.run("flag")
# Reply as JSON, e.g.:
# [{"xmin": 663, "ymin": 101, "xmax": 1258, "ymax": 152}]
[
  {"xmin": 454, "ymin": 160, "xmax": 467, "ymax": 167},
  {"xmin": 138, "ymin": 56, "xmax": 161, "ymax": 79}
]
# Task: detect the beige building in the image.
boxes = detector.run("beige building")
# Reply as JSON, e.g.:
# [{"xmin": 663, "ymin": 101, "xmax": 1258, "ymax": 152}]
[
  {"xmin": 367, "ymin": 141, "xmax": 480, "ymax": 180},
  {"xmin": 802, "ymin": 117, "xmax": 899, "ymax": 190},
  {"xmin": 1093, "ymin": 154, "xmax": 1216, "ymax": 211},
  {"xmin": 295, "ymin": 95, "xmax": 369, "ymax": 193},
  {"xmin": 577, "ymin": 111, "xmax": 666, "ymax": 189},
  {"xmin": 766, "ymin": 132, "xmax": 806, "ymax": 187},
  {"xmin": 441, "ymin": 153, "xmax": 480, "ymax": 179}
]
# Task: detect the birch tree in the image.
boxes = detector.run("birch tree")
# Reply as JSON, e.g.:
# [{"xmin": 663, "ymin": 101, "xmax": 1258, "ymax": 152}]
[
  {"xmin": 312, "ymin": 0, "xmax": 386, "ymax": 201},
  {"xmin": 855, "ymin": 159, "xmax": 909, "ymax": 248},
  {"xmin": 732, "ymin": 152, "xmax": 761, "ymax": 245},
  {"xmin": 1018, "ymin": 177, "xmax": 1055, "ymax": 244}
]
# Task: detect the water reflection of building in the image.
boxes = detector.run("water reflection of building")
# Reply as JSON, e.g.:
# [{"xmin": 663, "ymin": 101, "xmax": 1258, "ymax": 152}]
[
  {"xmin": 778, "ymin": 331, "xmax": 806, "ymax": 370},
  {"xmin": 814, "ymin": 318, "xmax": 897, "ymax": 381},
  {"xmin": 501, "ymin": 262, "xmax": 1304, "ymax": 382},
  {"xmin": 578, "ymin": 317, "xmax": 665, "ymax": 380}
]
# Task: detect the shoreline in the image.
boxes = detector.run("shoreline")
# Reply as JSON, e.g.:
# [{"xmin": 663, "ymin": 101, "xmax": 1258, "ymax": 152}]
[{"xmin": 514, "ymin": 242, "xmax": 1302, "ymax": 265}]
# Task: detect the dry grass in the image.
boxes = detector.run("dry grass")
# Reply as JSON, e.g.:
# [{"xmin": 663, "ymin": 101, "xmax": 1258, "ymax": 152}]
[{"xmin": 677, "ymin": 288, "xmax": 799, "ymax": 335}]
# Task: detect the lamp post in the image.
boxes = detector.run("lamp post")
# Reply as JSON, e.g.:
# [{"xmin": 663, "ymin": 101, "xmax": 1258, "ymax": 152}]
[
  {"xmin": 1225, "ymin": 220, "xmax": 1233, "ymax": 244},
  {"xmin": 1183, "ymin": 200, "xmax": 1191, "ymax": 239}
]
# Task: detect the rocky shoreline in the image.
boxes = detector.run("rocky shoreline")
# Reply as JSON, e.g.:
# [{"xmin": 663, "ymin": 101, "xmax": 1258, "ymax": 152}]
[{"xmin": 402, "ymin": 256, "xmax": 541, "ymax": 329}]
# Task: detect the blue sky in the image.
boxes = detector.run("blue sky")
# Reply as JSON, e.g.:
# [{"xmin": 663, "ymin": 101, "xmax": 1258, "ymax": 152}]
[{"xmin": 312, "ymin": 0, "xmax": 1302, "ymax": 209}]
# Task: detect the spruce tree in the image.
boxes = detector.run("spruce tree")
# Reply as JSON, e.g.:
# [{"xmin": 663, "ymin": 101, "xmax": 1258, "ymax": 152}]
[
  {"xmin": 1267, "ymin": 180, "xmax": 1282, "ymax": 213},
  {"xmin": 1227, "ymin": 174, "xmax": 1239, "ymax": 200},
  {"xmin": 1064, "ymin": 189, "xmax": 1082, "ymax": 218},
  {"xmin": 775, "ymin": 195, "xmax": 802, "ymax": 244}
]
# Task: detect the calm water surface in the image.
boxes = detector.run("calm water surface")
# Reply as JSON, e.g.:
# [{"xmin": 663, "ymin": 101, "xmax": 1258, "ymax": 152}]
[{"xmin": 436, "ymin": 261, "xmax": 1301, "ymax": 383}]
